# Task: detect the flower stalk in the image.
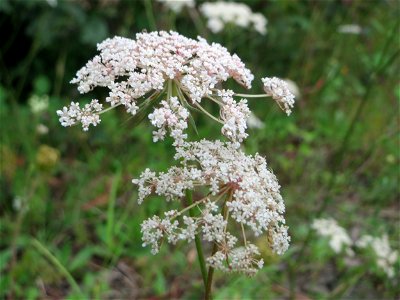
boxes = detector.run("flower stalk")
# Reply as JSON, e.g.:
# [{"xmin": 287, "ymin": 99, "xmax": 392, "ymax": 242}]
[
  {"xmin": 186, "ymin": 189, "xmax": 208, "ymax": 288},
  {"xmin": 205, "ymin": 191, "xmax": 230, "ymax": 300}
]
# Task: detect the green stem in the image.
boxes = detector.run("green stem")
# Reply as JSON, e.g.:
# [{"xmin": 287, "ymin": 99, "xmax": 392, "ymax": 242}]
[
  {"xmin": 188, "ymin": 8, "xmax": 208, "ymax": 38},
  {"xmin": 206, "ymin": 95, "xmax": 223, "ymax": 106},
  {"xmin": 176, "ymin": 188, "xmax": 229, "ymax": 219},
  {"xmin": 205, "ymin": 195, "xmax": 229, "ymax": 300},
  {"xmin": 194, "ymin": 102, "xmax": 224, "ymax": 124},
  {"xmin": 176, "ymin": 195, "xmax": 209, "ymax": 218},
  {"xmin": 186, "ymin": 190, "xmax": 208, "ymax": 288},
  {"xmin": 99, "ymin": 103, "xmax": 122, "ymax": 115},
  {"xmin": 328, "ymin": 268, "xmax": 366, "ymax": 299},
  {"xmin": 233, "ymin": 93, "xmax": 268, "ymax": 98},
  {"xmin": 167, "ymin": 79, "xmax": 173, "ymax": 99},
  {"xmin": 32, "ymin": 238, "xmax": 83, "ymax": 296},
  {"xmin": 205, "ymin": 243, "xmax": 217, "ymax": 300}
]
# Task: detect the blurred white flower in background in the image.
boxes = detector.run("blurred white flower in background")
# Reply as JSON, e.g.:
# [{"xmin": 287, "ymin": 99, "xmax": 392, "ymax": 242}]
[
  {"xmin": 337, "ymin": 24, "xmax": 362, "ymax": 35},
  {"xmin": 12, "ymin": 196, "xmax": 23, "ymax": 211},
  {"xmin": 45, "ymin": 0, "xmax": 57, "ymax": 7},
  {"xmin": 157, "ymin": 0, "xmax": 195, "ymax": 13},
  {"xmin": 13, "ymin": 195, "xmax": 29, "ymax": 213},
  {"xmin": 207, "ymin": 17, "xmax": 224, "ymax": 33},
  {"xmin": 200, "ymin": 2, "xmax": 268, "ymax": 35},
  {"xmin": 283, "ymin": 78, "xmax": 300, "ymax": 99},
  {"xmin": 313, "ymin": 218, "xmax": 399, "ymax": 279},
  {"xmin": 28, "ymin": 95, "xmax": 49, "ymax": 114},
  {"xmin": 247, "ymin": 112, "xmax": 264, "ymax": 129},
  {"xmin": 36, "ymin": 124, "xmax": 49, "ymax": 135},
  {"xmin": 312, "ymin": 218, "xmax": 354, "ymax": 256},
  {"xmin": 356, "ymin": 234, "xmax": 398, "ymax": 278}
]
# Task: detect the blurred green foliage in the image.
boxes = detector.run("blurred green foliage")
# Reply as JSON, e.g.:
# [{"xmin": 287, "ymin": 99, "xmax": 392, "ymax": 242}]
[{"xmin": 0, "ymin": 0, "xmax": 399, "ymax": 299}]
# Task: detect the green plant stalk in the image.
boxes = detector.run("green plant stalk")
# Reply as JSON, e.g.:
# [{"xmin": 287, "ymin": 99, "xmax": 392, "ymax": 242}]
[
  {"xmin": 328, "ymin": 268, "xmax": 366, "ymax": 300},
  {"xmin": 32, "ymin": 238, "xmax": 83, "ymax": 297},
  {"xmin": 205, "ymin": 196, "xmax": 229, "ymax": 300},
  {"xmin": 205, "ymin": 242, "xmax": 218, "ymax": 300},
  {"xmin": 186, "ymin": 189, "xmax": 208, "ymax": 288},
  {"xmin": 187, "ymin": 8, "xmax": 208, "ymax": 39}
]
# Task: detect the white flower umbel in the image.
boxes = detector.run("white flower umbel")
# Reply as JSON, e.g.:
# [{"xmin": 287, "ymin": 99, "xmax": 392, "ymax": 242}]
[
  {"xmin": 262, "ymin": 77, "xmax": 295, "ymax": 115},
  {"xmin": 247, "ymin": 112, "xmax": 264, "ymax": 129},
  {"xmin": 57, "ymin": 100, "xmax": 103, "ymax": 131},
  {"xmin": 58, "ymin": 31, "xmax": 256, "ymax": 144},
  {"xmin": 133, "ymin": 140, "xmax": 290, "ymax": 275},
  {"xmin": 312, "ymin": 218, "xmax": 354, "ymax": 256},
  {"xmin": 356, "ymin": 234, "xmax": 398, "ymax": 278},
  {"xmin": 157, "ymin": 0, "xmax": 195, "ymax": 13},
  {"xmin": 200, "ymin": 2, "xmax": 268, "ymax": 35}
]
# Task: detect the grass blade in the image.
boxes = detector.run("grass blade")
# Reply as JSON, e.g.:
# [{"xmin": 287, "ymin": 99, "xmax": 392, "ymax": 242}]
[{"xmin": 31, "ymin": 238, "xmax": 83, "ymax": 297}]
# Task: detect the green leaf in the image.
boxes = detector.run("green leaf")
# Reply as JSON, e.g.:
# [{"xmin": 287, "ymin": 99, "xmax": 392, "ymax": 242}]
[
  {"xmin": 188, "ymin": 113, "xmax": 199, "ymax": 136},
  {"xmin": 154, "ymin": 269, "xmax": 167, "ymax": 295}
]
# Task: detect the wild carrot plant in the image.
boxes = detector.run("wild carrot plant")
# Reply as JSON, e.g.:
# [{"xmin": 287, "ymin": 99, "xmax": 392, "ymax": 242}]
[{"xmin": 57, "ymin": 30, "xmax": 296, "ymax": 298}]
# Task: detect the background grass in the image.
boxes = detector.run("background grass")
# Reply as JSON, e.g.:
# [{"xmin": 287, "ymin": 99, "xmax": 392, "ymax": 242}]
[{"xmin": 0, "ymin": 0, "xmax": 399, "ymax": 299}]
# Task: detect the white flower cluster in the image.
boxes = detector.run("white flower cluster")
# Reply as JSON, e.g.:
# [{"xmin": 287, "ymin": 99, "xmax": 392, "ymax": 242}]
[
  {"xmin": 312, "ymin": 218, "xmax": 354, "ymax": 256},
  {"xmin": 148, "ymin": 96, "xmax": 189, "ymax": 146},
  {"xmin": 157, "ymin": 0, "xmax": 195, "ymax": 13},
  {"xmin": 59, "ymin": 31, "xmax": 254, "ymax": 143},
  {"xmin": 29, "ymin": 95, "xmax": 49, "ymax": 114},
  {"xmin": 71, "ymin": 30, "xmax": 253, "ymax": 102},
  {"xmin": 56, "ymin": 100, "xmax": 103, "ymax": 131},
  {"xmin": 133, "ymin": 140, "xmax": 290, "ymax": 275},
  {"xmin": 247, "ymin": 112, "xmax": 264, "ymax": 129},
  {"xmin": 283, "ymin": 78, "xmax": 301, "ymax": 98},
  {"xmin": 262, "ymin": 77, "xmax": 295, "ymax": 115},
  {"xmin": 219, "ymin": 90, "xmax": 250, "ymax": 145},
  {"xmin": 208, "ymin": 243, "xmax": 264, "ymax": 275},
  {"xmin": 356, "ymin": 234, "xmax": 398, "ymax": 278},
  {"xmin": 200, "ymin": 2, "xmax": 267, "ymax": 35}
]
